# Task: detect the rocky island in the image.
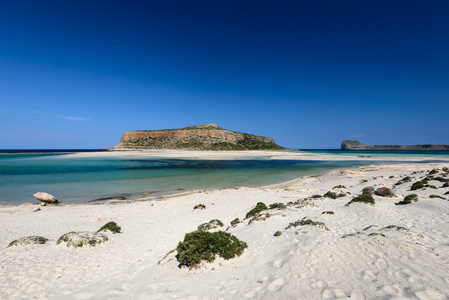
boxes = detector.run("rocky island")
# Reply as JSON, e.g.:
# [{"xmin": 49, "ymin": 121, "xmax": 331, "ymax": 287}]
[
  {"xmin": 341, "ymin": 140, "xmax": 449, "ymax": 150},
  {"xmin": 114, "ymin": 124, "xmax": 285, "ymax": 150}
]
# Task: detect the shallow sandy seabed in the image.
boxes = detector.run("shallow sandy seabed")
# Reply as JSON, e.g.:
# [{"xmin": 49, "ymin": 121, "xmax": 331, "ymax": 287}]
[{"xmin": 1, "ymin": 152, "xmax": 449, "ymax": 299}]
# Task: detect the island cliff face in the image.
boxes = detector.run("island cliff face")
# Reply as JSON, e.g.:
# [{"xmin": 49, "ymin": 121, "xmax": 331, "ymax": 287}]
[
  {"xmin": 341, "ymin": 140, "xmax": 449, "ymax": 150},
  {"xmin": 115, "ymin": 124, "xmax": 285, "ymax": 150}
]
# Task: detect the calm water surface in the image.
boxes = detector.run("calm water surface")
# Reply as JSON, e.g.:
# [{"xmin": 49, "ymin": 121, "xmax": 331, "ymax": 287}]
[{"xmin": 1, "ymin": 149, "xmax": 447, "ymax": 205}]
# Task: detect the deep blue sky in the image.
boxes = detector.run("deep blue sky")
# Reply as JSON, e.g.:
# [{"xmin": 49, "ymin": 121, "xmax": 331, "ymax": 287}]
[{"xmin": 1, "ymin": 1, "xmax": 448, "ymax": 149}]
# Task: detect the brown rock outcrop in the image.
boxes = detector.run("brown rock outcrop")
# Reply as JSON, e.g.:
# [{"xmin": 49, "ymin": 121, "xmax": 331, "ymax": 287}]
[
  {"xmin": 115, "ymin": 124, "xmax": 284, "ymax": 150},
  {"xmin": 341, "ymin": 140, "xmax": 449, "ymax": 150}
]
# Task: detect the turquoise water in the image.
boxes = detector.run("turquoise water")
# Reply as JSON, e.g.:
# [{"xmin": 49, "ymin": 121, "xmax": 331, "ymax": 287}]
[
  {"xmin": 0, "ymin": 153, "xmax": 367, "ymax": 205},
  {"xmin": 1, "ymin": 150, "xmax": 447, "ymax": 205}
]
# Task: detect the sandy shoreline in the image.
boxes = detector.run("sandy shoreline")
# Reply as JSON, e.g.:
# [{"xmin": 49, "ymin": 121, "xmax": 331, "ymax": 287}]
[{"xmin": 1, "ymin": 152, "xmax": 449, "ymax": 299}]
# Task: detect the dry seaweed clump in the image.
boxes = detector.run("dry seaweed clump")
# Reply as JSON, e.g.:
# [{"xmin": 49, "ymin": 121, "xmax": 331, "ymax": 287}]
[
  {"xmin": 176, "ymin": 230, "xmax": 247, "ymax": 267},
  {"xmin": 197, "ymin": 219, "xmax": 224, "ymax": 231},
  {"xmin": 346, "ymin": 194, "xmax": 375, "ymax": 206},
  {"xmin": 245, "ymin": 202, "xmax": 268, "ymax": 218},
  {"xmin": 57, "ymin": 232, "xmax": 108, "ymax": 248},
  {"xmin": 8, "ymin": 236, "xmax": 48, "ymax": 247},
  {"xmin": 97, "ymin": 221, "xmax": 121, "ymax": 234}
]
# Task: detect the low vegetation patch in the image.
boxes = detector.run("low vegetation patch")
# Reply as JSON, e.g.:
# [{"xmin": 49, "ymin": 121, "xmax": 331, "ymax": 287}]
[
  {"xmin": 324, "ymin": 191, "xmax": 337, "ymax": 199},
  {"xmin": 274, "ymin": 231, "xmax": 282, "ymax": 237},
  {"xmin": 397, "ymin": 194, "xmax": 418, "ymax": 205},
  {"xmin": 430, "ymin": 195, "xmax": 446, "ymax": 200},
  {"xmin": 395, "ymin": 176, "xmax": 412, "ymax": 185},
  {"xmin": 333, "ymin": 185, "xmax": 346, "ymax": 189},
  {"xmin": 176, "ymin": 230, "xmax": 247, "ymax": 267},
  {"xmin": 269, "ymin": 202, "xmax": 286, "ymax": 209},
  {"xmin": 97, "ymin": 221, "xmax": 121, "ymax": 234},
  {"xmin": 411, "ymin": 181, "xmax": 429, "ymax": 190},
  {"xmin": 346, "ymin": 194, "xmax": 375, "ymax": 206},
  {"xmin": 383, "ymin": 225, "xmax": 409, "ymax": 231},
  {"xmin": 230, "ymin": 218, "xmax": 240, "ymax": 226},
  {"xmin": 8, "ymin": 236, "xmax": 48, "ymax": 247},
  {"xmin": 285, "ymin": 217, "xmax": 329, "ymax": 230},
  {"xmin": 322, "ymin": 211, "xmax": 334, "ymax": 215},
  {"xmin": 246, "ymin": 202, "xmax": 268, "ymax": 218},
  {"xmin": 368, "ymin": 233, "xmax": 385, "ymax": 237},
  {"xmin": 193, "ymin": 204, "xmax": 206, "ymax": 210}
]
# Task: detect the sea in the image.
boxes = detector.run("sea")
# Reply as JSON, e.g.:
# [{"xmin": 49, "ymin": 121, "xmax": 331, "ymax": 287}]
[{"xmin": 1, "ymin": 149, "xmax": 448, "ymax": 205}]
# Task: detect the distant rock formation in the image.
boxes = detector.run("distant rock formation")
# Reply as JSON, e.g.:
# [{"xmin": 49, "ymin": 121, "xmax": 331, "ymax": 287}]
[
  {"xmin": 114, "ymin": 124, "xmax": 285, "ymax": 150},
  {"xmin": 341, "ymin": 140, "xmax": 449, "ymax": 150}
]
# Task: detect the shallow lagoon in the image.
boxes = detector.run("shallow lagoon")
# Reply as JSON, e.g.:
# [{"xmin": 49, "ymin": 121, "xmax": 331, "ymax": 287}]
[{"xmin": 0, "ymin": 153, "xmax": 366, "ymax": 205}]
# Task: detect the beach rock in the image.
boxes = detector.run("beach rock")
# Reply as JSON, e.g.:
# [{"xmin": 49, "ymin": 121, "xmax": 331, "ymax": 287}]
[
  {"xmin": 362, "ymin": 186, "xmax": 375, "ymax": 195},
  {"xmin": 8, "ymin": 236, "xmax": 48, "ymax": 247},
  {"xmin": 40, "ymin": 202, "xmax": 47, "ymax": 206},
  {"xmin": 33, "ymin": 192, "xmax": 58, "ymax": 203},
  {"xmin": 375, "ymin": 187, "xmax": 395, "ymax": 197},
  {"xmin": 33, "ymin": 207, "xmax": 41, "ymax": 212},
  {"xmin": 57, "ymin": 232, "xmax": 108, "ymax": 248},
  {"xmin": 198, "ymin": 219, "xmax": 224, "ymax": 231}
]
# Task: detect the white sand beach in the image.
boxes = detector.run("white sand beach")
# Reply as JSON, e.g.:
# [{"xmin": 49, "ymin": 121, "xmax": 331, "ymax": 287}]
[{"xmin": 1, "ymin": 152, "xmax": 449, "ymax": 299}]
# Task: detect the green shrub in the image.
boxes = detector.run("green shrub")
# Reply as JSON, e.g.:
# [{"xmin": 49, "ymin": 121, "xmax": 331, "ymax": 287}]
[
  {"xmin": 97, "ymin": 221, "xmax": 121, "ymax": 234},
  {"xmin": 430, "ymin": 195, "xmax": 446, "ymax": 200},
  {"xmin": 176, "ymin": 230, "xmax": 247, "ymax": 267},
  {"xmin": 324, "ymin": 191, "xmax": 337, "ymax": 199},
  {"xmin": 346, "ymin": 194, "xmax": 375, "ymax": 206},
  {"xmin": 246, "ymin": 202, "xmax": 268, "ymax": 218},
  {"xmin": 322, "ymin": 211, "xmax": 334, "ymax": 215},
  {"xmin": 311, "ymin": 194, "xmax": 322, "ymax": 198},
  {"xmin": 337, "ymin": 193, "xmax": 346, "ymax": 197},
  {"xmin": 429, "ymin": 185, "xmax": 438, "ymax": 189}
]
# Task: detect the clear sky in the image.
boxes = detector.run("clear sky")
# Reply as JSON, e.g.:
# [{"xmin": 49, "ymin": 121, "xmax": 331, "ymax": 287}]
[{"xmin": 1, "ymin": 1, "xmax": 448, "ymax": 149}]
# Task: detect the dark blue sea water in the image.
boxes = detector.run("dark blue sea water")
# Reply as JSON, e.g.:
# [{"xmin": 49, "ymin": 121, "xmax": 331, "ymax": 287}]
[{"xmin": 1, "ymin": 149, "xmax": 448, "ymax": 205}]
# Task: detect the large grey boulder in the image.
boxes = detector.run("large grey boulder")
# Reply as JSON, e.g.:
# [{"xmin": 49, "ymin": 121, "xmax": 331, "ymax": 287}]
[
  {"xmin": 8, "ymin": 236, "xmax": 48, "ymax": 247},
  {"xmin": 33, "ymin": 192, "xmax": 58, "ymax": 203},
  {"xmin": 57, "ymin": 232, "xmax": 108, "ymax": 248}
]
